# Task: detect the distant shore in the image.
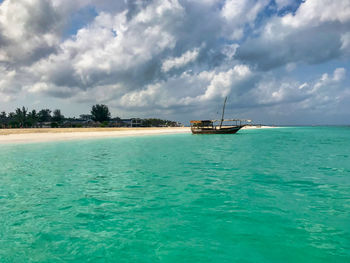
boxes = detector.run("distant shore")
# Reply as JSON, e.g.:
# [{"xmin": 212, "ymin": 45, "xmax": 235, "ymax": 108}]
[
  {"xmin": 242, "ymin": 125, "xmax": 277, "ymax": 129},
  {"xmin": 0, "ymin": 125, "xmax": 277, "ymax": 144},
  {"xmin": 0, "ymin": 127, "xmax": 190, "ymax": 144}
]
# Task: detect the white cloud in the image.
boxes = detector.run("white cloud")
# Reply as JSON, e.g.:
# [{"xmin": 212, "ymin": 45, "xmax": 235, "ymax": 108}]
[
  {"xmin": 333, "ymin": 68, "xmax": 346, "ymax": 82},
  {"xmin": 221, "ymin": 0, "xmax": 269, "ymax": 40},
  {"xmin": 282, "ymin": 0, "xmax": 350, "ymax": 28},
  {"xmin": 28, "ymin": 0, "xmax": 183, "ymax": 91},
  {"xmin": 0, "ymin": 0, "xmax": 68, "ymax": 65},
  {"xmin": 341, "ymin": 32, "xmax": 350, "ymax": 56},
  {"xmin": 222, "ymin": 44, "xmax": 239, "ymax": 60},
  {"xmin": 0, "ymin": 66, "xmax": 21, "ymax": 95},
  {"xmin": 110, "ymin": 64, "xmax": 254, "ymax": 115},
  {"xmin": 0, "ymin": 0, "xmax": 349, "ymax": 124},
  {"xmin": 120, "ymin": 83, "xmax": 162, "ymax": 108},
  {"xmin": 222, "ymin": 0, "xmax": 267, "ymax": 25},
  {"xmin": 161, "ymin": 48, "xmax": 200, "ymax": 72},
  {"xmin": 27, "ymin": 82, "xmax": 50, "ymax": 94},
  {"xmin": 314, "ymin": 68, "xmax": 346, "ymax": 91},
  {"xmin": 237, "ymin": 0, "xmax": 350, "ymax": 70},
  {"xmin": 246, "ymin": 68, "xmax": 348, "ymax": 119}
]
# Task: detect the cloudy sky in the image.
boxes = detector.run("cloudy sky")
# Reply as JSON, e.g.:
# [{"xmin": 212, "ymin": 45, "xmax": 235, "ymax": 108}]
[{"xmin": 0, "ymin": 0, "xmax": 349, "ymax": 125}]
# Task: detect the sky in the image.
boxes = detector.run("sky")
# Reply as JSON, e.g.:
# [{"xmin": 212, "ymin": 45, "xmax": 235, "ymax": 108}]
[{"xmin": 0, "ymin": 0, "xmax": 349, "ymax": 125}]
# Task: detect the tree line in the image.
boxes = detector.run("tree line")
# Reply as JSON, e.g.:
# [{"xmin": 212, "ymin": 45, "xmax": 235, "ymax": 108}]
[
  {"xmin": 0, "ymin": 108, "xmax": 64, "ymax": 128},
  {"xmin": 0, "ymin": 104, "xmax": 179, "ymax": 128}
]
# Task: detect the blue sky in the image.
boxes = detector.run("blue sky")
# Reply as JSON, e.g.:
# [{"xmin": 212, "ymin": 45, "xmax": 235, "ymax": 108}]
[{"xmin": 0, "ymin": 0, "xmax": 349, "ymax": 125}]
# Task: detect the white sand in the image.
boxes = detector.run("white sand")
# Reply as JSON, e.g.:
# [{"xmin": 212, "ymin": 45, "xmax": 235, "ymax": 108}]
[
  {"xmin": 0, "ymin": 125, "xmax": 277, "ymax": 144},
  {"xmin": 0, "ymin": 127, "xmax": 191, "ymax": 144}
]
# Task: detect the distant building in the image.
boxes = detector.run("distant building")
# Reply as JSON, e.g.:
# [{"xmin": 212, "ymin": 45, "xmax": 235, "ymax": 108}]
[
  {"xmin": 62, "ymin": 118, "xmax": 98, "ymax": 127},
  {"xmin": 79, "ymin": 114, "xmax": 93, "ymax": 121},
  {"xmin": 108, "ymin": 118, "xmax": 123, "ymax": 127},
  {"xmin": 121, "ymin": 118, "xmax": 142, "ymax": 127},
  {"xmin": 40, "ymin": 122, "xmax": 52, "ymax": 128}
]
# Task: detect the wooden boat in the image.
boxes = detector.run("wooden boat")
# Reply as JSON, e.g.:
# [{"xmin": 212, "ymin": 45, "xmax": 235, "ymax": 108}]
[
  {"xmin": 190, "ymin": 97, "xmax": 251, "ymax": 134},
  {"xmin": 190, "ymin": 119, "xmax": 247, "ymax": 134}
]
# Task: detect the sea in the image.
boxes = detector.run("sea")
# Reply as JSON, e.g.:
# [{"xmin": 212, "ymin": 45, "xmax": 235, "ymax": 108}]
[{"xmin": 0, "ymin": 127, "xmax": 349, "ymax": 262}]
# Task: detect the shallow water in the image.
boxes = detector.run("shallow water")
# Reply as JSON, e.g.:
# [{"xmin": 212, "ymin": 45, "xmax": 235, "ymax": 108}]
[{"xmin": 0, "ymin": 127, "xmax": 349, "ymax": 262}]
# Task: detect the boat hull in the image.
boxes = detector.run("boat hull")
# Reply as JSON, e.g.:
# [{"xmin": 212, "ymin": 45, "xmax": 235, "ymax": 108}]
[{"xmin": 191, "ymin": 126, "xmax": 244, "ymax": 134}]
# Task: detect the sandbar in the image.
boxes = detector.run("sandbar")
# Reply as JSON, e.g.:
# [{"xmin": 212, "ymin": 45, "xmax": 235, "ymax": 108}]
[
  {"xmin": 0, "ymin": 125, "xmax": 277, "ymax": 144},
  {"xmin": 0, "ymin": 127, "xmax": 191, "ymax": 144}
]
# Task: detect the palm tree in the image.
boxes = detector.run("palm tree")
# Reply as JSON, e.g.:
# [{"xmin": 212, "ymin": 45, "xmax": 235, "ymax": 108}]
[
  {"xmin": 8, "ymin": 112, "xmax": 18, "ymax": 128},
  {"xmin": 0, "ymin": 111, "xmax": 7, "ymax": 128},
  {"xmin": 27, "ymin": 110, "xmax": 39, "ymax": 127},
  {"xmin": 15, "ymin": 107, "xmax": 28, "ymax": 128},
  {"xmin": 52, "ymin": 109, "xmax": 65, "ymax": 125},
  {"xmin": 91, "ymin": 104, "xmax": 111, "ymax": 123},
  {"xmin": 38, "ymin": 109, "xmax": 52, "ymax": 127}
]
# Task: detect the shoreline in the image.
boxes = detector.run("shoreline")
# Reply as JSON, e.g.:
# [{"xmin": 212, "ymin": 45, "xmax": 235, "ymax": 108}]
[
  {"xmin": 0, "ymin": 126, "xmax": 277, "ymax": 144},
  {"xmin": 0, "ymin": 127, "xmax": 191, "ymax": 144},
  {"xmin": 241, "ymin": 125, "xmax": 277, "ymax": 130}
]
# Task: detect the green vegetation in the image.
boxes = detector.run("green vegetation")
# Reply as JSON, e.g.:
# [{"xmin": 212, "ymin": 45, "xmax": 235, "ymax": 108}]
[
  {"xmin": 91, "ymin": 104, "xmax": 111, "ymax": 122},
  {"xmin": 38, "ymin": 109, "xmax": 51, "ymax": 123},
  {"xmin": 0, "ymin": 105, "xmax": 181, "ymax": 128},
  {"xmin": 141, "ymin": 118, "xmax": 178, "ymax": 127},
  {"xmin": 51, "ymin": 109, "xmax": 65, "ymax": 127}
]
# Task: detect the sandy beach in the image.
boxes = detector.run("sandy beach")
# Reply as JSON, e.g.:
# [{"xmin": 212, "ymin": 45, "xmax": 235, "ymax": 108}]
[
  {"xmin": 0, "ymin": 125, "xmax": 276, "ymax": 144},
  {"xmin": 0, "ymin": 127, "xmax": 191, "ymax": 144}
]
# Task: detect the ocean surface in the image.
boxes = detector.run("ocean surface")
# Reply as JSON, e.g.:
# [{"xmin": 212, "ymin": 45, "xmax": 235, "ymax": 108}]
[{"xmin": 0, "ymin": 127, "xmax": 349, "ymax": 262}]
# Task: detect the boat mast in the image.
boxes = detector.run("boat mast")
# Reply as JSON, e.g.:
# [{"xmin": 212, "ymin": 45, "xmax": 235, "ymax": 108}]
[{"xmin": 219, "ymin": 96, "xmax": 227, "ymax": 129}]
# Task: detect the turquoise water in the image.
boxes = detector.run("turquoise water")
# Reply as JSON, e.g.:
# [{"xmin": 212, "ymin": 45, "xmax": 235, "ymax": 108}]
[{"xmin": 0, "ymin": 127, "xmax": 350, "ymax": 262}]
